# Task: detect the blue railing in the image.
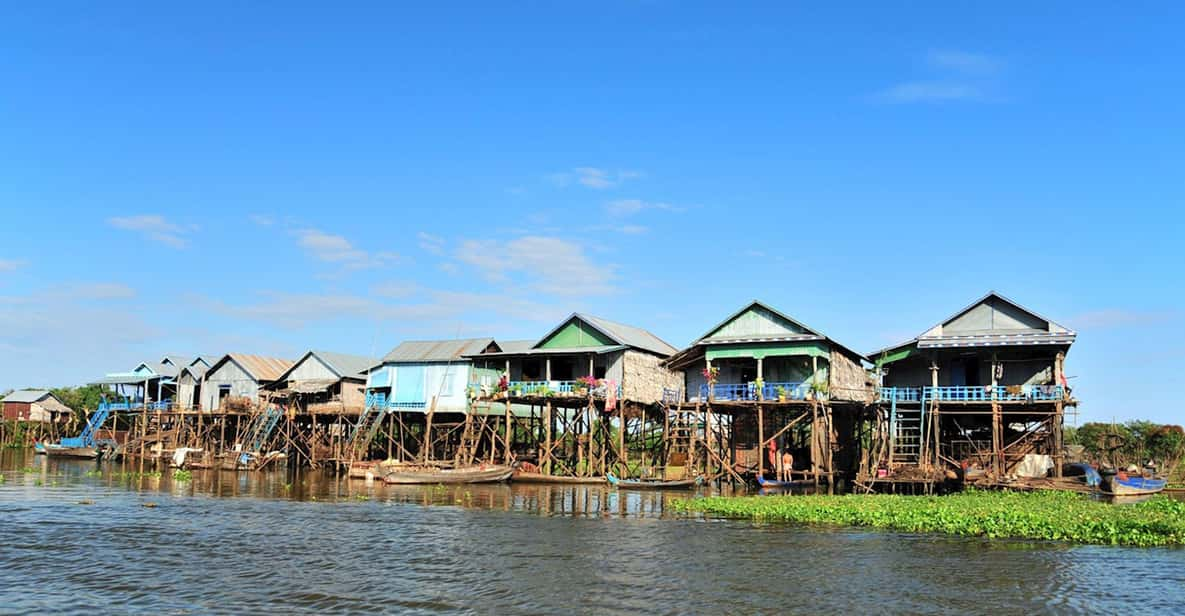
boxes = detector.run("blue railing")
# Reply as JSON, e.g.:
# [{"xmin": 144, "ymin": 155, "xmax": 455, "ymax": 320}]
[
  {"xmin": 662, "ymin": 388, "xmax": 684, "ymax": 404},
  {"xmin": 879, "ymin": 385, "xmax": 1065, "ymax": 402},
  {"xmin": 879, "ymin": 387, "xmax": 922, "ymax": 402},
  {"xmin": 699, "ymin": 382, "xmax": 808, "ymax": 402}
]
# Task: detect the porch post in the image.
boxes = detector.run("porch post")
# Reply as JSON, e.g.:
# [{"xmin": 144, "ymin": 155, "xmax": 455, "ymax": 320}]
[
  {"xmin": 545, "ymin": 358, "xmax": 552, "ymax": 382},
  {"xmin": 756, "ymin": 357, "xmax": 763, "ymax": 400},
  {"xmin": 705, "ymin": 358, "xmax": 713, "ymax": 401},
  {"xmin": 757, "ymin": 403, "xmax": 765, "ymax": 478},
  {"xmin": 588, "ymin": 354, "xmax": 594, "ymax": 378}
]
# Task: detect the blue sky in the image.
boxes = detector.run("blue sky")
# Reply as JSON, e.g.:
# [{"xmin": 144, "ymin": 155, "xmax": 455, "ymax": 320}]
[{"xmin": 1, "ymin": 3, "xmax": 1182, "ymax": 424}]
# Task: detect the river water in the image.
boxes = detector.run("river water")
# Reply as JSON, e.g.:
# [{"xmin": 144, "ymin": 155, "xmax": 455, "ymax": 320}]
[{"xmin": 1, "ymin": 450, "xmax": 1182, "ymax": 615}]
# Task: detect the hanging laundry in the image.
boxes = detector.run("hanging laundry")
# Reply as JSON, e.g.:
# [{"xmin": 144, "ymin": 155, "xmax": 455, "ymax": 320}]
[{"xmin": 605, "ymin": 379, "xmax": 618, "ymax": 412}]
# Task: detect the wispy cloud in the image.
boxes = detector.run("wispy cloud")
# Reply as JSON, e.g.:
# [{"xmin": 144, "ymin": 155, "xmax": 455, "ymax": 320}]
[
  {"xmin": 1069, "ymin": 309, "xmax": 1179, "ymax": 330},
  {"xmin": 0, "ymin": 259, "xmax": 25, "ymax": 273},
  {"xmin": 873, "ymin": 50, "xmax": 1004, "ymax": 104},
  {"xmin": 294, "ymin": 228, "xmax": 401, "ymax": 271},
  {"xmin": 455, "ymin": 236, "xmax": 616, "ymax": 296},
  {"xmin": 928, "ymin": 50, "xmax": 1002, "ymax": 74},
  {"xmin": 417, "ymin": 232, "xmax": 446, "ymax": 255},
  {"xmin": 874, "ymin": 82, "xmax": 985, "ymax": 103},
  {"xmin": 549, "ymin": 167, "xmax": 643, "ymax": 190},
  {"xmin": 249, "ymin": 214, "xmax": 275, "ymax": 226},
  {"xmin": 604, "ymin": 199, "xmax": 683, "ymax": 217},
  {"xmin": 107, "ymin": 215, "xmax": 193, "ymax": 248}
]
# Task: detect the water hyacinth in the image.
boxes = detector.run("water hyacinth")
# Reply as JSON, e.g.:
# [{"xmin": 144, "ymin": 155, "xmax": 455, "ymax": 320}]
[{"xmin": 671, "ymin": 490, "xmax": 1185, "ymax": 547}]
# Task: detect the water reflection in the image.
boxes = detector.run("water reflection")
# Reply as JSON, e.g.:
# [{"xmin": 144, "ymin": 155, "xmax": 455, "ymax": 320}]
[{"xmin": 3, "ymin": 449, "xmax": 1184, "ymax": 615}]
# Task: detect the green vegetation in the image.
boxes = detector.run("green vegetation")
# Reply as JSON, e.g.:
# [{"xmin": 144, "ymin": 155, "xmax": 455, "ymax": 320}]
[
  {"xmin": 672, "ymin": 490, "xmax": 1185, "ymax": 547},
  {"xmin": 172, "ymin": 470, "xmax": 193, "ymax": 481},
  {"xmin": 1068, "ymin": 421, "xmax": 1184, "ymax": 471}
]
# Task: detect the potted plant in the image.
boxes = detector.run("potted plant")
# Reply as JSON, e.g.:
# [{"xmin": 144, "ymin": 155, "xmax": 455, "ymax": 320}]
[
  {"xmin": 810, "ymin": 380, "xmax": 829, "ymax": 401},
  {"xmin": 775, "ymin": 385, "xmax": 787, "ymax": 403},
  {"xmin": 575, "ymin": 375, "xmax": 597, "ymax": 397},
  {"xmin": 753, "ymin": 377, "xmax": 765, "ymax": 401},
  {"xmin": 701, "ymin": 367, "xmax": 719, "ymax": 401}
]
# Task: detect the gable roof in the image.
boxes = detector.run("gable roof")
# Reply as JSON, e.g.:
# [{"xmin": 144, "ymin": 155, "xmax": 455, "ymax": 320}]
[
  {"xmin": 670, "ymin": 300, "xmax": 867, "ymax": 364},
  {"xmin": 179, "ymin": 363, "xmax": 208, "ymax": 380},
  {"xmin": 873, "ymin": 291, "xmax": 1077, "ymax": 357},
  {"xmin": 380, "ymin": 338, "xmax": 496, "ymax": 363},
  {"xmin": 274, "ymin": 350, "xmax": 380, "ymax": 383},
  {"xmin": 207, "ymin": 353, "xmax": 294, "ymax": 383},
  {"xmin": 533, "ymin": 313, "xmax": 678, "ymax": 357},
  {"xmin": 2, "ymin": 389, "xmax": 57, "ymax": 404}
]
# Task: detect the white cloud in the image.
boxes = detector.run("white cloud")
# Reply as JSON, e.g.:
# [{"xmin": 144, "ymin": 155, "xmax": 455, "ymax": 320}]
[
  {"xmin": 874, "ymin": 82, "xmax": 985, "ymax": 103},
  {"xmin": 1069, "ymin": 309, "xmax": 1178, "ymax": 330},
  {"xmin": 107, "ymin": 215, "xmax": 192, "ymax": 248},
  {"xmin": 549, "ymin": 167, "xmax": 644, "ymax": 190},
  {"xmin": 249, "ymin": 214, "xmax": 275, "ymax": 226},
  {"xmin": 928, "ymin": 50, "xmax": 1001, "ymax": 74},
  {"xmin": 417, "ymin": 232, "xmax": 446, "ymax": 255},
  {"xmin": 295, "ymin": 228, "xmax": 401, "ymax": 270},
  {"xmin": 0, "ymin": 259, "xmax": 25, "ymax": 272},
  {"xmin": 874, "ymin": 51, "xmax": 1004, "ymax": 104},
  {"xmin": 604, "ymin": 199, "xmax": 682, "ymax": 217},
  {"xmin": 455, "ymin": 236, "xmax": 616, "ymax": 296}
]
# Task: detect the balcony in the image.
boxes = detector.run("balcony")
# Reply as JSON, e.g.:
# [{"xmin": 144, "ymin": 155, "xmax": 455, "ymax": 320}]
[
  {"xmin": 699, "ymin": 381, "xmax": 810, "ymax": 402},
  {"xmin": 878, "ymin": 385, "xmax": 1065, "ymax": 403}
]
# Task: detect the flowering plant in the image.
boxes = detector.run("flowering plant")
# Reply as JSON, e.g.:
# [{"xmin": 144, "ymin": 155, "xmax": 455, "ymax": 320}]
[
  {"xmin": 701, "ymin": 366, "xmax": 719, "ymax": 384},
  {"xmin": 577, "ymin": 375, "xmax": 599, "ymax": 387}
]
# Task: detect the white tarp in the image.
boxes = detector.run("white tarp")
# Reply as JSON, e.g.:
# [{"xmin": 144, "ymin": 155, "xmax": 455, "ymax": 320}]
[{"xmin": 1014, "ymin": 453, "xmax": 1054, "ymax": 478}]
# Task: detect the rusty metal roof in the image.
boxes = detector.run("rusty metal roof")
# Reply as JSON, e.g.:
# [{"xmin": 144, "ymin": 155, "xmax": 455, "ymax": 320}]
[
  {"xmin": 211, "ymin": 353, "xmax": 294, "ymax": 382},
  {"xmin": 380, "ymin": 338, "xmax": 495, "ymax": 363}
]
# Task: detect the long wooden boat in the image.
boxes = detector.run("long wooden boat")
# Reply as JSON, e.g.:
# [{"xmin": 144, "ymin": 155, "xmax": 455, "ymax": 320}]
[
  {"xmin": 606, "ymin": 472, "xmax": 701, "ymax": 490},
  {"xmin": 755, "ymin": 475, "xmax": 806, "ymax": 489},
  {"xmin": 42, "ymin": 444, "xmax": 100, "ymax": 459},
  {"xmin": 383, "ymin": 464, "xmax": 514, "ymax": 485},
  {"xmin": 511, "ymin": 470, "xmax": 606, "ymax": 484},
  {"xmin": 33, "ymin": 442, "xmax": 47, "ymax": 455},
  {"xmin": 1100, "ymin": 473, "xmax": 1166, "ymax": 496}
]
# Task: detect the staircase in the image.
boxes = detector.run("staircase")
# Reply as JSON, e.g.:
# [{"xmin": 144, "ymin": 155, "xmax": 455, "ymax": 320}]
[
  {"xmin": 890, "ymin": 407, "xmax": 923, "ymax": 466},
  {"xmin": 665, "ymin": 404, "xmax": 697, "ymax": 468},
  {"xmin": 60, "ymin": 401, "xmax": 115, "ymax": 448},
  {"xmin": 243, "ymin": 407, "xmax": 282, "ymax": 454}
]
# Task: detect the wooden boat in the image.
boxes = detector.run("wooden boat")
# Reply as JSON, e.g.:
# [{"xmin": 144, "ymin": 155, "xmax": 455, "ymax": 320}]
[
  {"xmin": 755, "ymin": 475, "xmax": 805, "ymax": 489},
  {"xmin": 606, "ymin": 472, "xmax": 701, "ymax": 489},
  {"xmin": 42, "ymin": 443, "xmax": 100, "ymax": 459},
  {"xmin": 1100, "ymin": 472, "xmax": 1166, "ymax": 496},
  {"xmin": 511, "ymin": 470, "xmax": 606, "ymax": 484},
  {"xmin": 33, "ymin": 442, "xmax": 47, "ymax": 455},
  {"xmin": 383, "ymin": 464, "xmax": 514, "ymax": 485}
]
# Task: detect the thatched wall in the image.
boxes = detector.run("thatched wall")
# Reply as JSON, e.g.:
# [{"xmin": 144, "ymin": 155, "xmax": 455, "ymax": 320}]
[
  {"xmin": 828, "ymin": 350, "xmax": 874, "ymax": 404},
  {"xmin": 622, "ymin": 350, "xmax": 684, "ymax": 405}
]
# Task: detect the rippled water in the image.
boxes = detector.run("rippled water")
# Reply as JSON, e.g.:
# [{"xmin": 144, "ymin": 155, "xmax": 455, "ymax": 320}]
[{"xmin": 2, "ymin": 450, "xmax": 1183, "ymax": 615}]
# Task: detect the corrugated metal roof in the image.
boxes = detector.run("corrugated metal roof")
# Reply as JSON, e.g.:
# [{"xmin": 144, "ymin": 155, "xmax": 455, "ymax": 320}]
[
  {"xmin": 495, "ymin": 339, "xmax": 535, "ymax": 353},
  {"xmin": 275, "ymin": 350, "xmax": 380, "ymax": 382},
  {"xmin": 577, "ymin": 314, "xmax": 679, "ymax": 356},
  {"xmin": 871, "ymin": 292, "xmax": 1077, "ymax": 358},
  {"xmin": 212, "ymin": 353, "xmax": 294, "ymax": 382},
  {"xmin": 312, "ymin": 350, "xmax": 380, "ymax": 377},
  {"xmin": 2, "ymin": 389, "xmax": 54, "ymax": 403},
  {"xmin": 179, "ymin": 364, "xmax": 208, "ymax": 379},
  {"xmin": 477, "ymin": 345, "xmax": 628, "ymax": 358},
  {"xmin": 381, "ymin": 338, "xmax": 495, "ymax": 363}
]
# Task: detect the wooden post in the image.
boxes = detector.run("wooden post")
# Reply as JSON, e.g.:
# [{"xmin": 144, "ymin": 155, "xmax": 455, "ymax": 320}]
[
  {"xmin": 422, "ymin": 396, "xmax": 437, "ymax": 463},
  {"xmin": 543, "ymin": 401, "xmax": 553, "ymax": 474},
  {"xmin": 503, "ymin": 398, "xmax": 511, "ymax": 464},
  {"xmin": 618, "ymin": 403, "xmax": 626, "ymax": 476},
  {"xmin": 757, "ymin": 403, "xmax": 765, "ymax": 478}
]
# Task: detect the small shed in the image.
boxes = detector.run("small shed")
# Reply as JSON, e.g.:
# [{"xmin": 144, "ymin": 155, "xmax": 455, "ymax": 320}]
[
  {"xmin": 367, "ymin": 338, "xmax": 500, "ymax": 413},
  {"xmin": 2, "ymin": 390, "xmax": 72, "ymax": 422},
  {"xmin": 267, "ymin": 350, "xmax": 378, "ymax": 414},
  {"xmin": 200, "ymin": 353, "xmax": 294, "ymax": 411}
]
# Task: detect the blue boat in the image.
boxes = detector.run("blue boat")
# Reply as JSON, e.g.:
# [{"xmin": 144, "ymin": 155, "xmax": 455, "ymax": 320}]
[
  {"xmin": 755, "ymin": 475, "xmax": 804, "ymax": 489},
  {"xmin": 1100, "ymin": 473, "xmax": 1166, "ymax": 496}
]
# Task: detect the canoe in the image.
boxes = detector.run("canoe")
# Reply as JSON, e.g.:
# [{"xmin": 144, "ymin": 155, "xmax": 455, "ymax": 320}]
[
  {"xmin": 755, "ymin": 475, "xmax": 805, "ymax": 489},
  {"xmin": 512, "ymin": 470, "xmax": 606, "ymax": 484},
  {"xmin": 33, "ymin": 442, "xmax": 47, "ymax": 455},
  {"xmin": 1100, "ymin": 474, "xmax": 1166, "ymax": 496},
  {"xmin": 383, "ymin": 464, "xmax": 514, "ymax": 485},
  {"xmin": 606, "ymin": 472, "xmax": 701, "ymax": 489},
  {"xmin": 42, "ymin": 444, "xmax": 100, "ymax": 459}
]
